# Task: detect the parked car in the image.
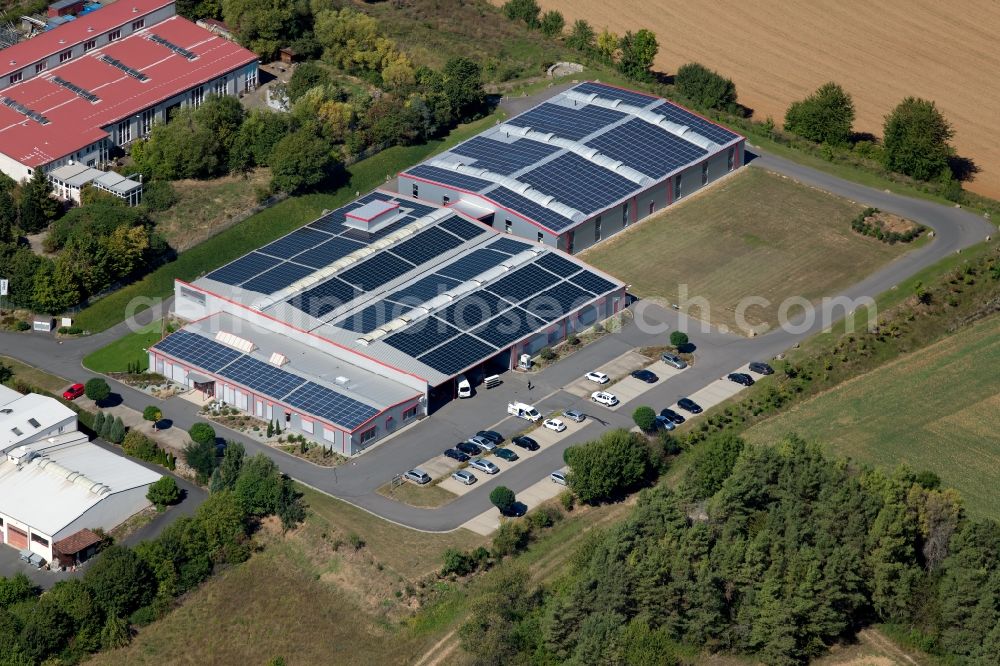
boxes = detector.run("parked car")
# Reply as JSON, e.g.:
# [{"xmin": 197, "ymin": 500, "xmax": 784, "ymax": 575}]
[
  {"xmin": 591, "ymin": 391, "xmax": 619, "ymax": 407},
  {"xmin": 585, "ymin": 370, "xmax": 610, "ymax": 384},
  {"xmin": 468, "ymin": 435, "xmax": 496, "ymax": 452},
  {"xmin": 654, "ymin": 415, "xmax": 676, "ymax": 431},
  {"xmin": 661, "ymin": 352, "xmax": 688, "ymax": 370},
  {"xmin": 404, "ymin": 469, "xmax": 431, "ymax": 485},
  {"xmin": 501, "ymin": 502, "xmax": 527, "ymax": 518},
  {"xmin": 659, "ymin": 408, "xmax": 685, "ymax": 424},
  {"xmin": 494, "ymin": 447, "xmax": 519, "ymax": 462},
  {"xmin": 469, "ymin": 458, "xmax": 500, "ymax": 475},
  {"xmin": 677, "ymin": 398, "xmax": 703, "ymax": 414},
  {"xmin": 727, "ymin": 372, "xmax": 755, "ymax": 387},
  {"xmin": 443, "ymin": 448, "xmax": 470, "ymax": 463},
  {"xmin": 631, "ymin": 369, "xmax": 659, "ymax": 383},
  {"xmin": 511, "ymin": 435, "xmax": 539, "ymax": 451},
  {"xmin": 476, "ymin": 430, "xmax": 504, "ymax": 444},
  {"xmin": 62, "ymin": 383, "xmax": 85, "ymax": 400},
  {"xmin": 543, "ymin": 418, "xmax": 566, "ymax": 432},
  {"xmin": 749, "ymin": 361, "xmax": 774, "ymax": 375},
  {"xmin": 451, "ymin": 470, "xmax": 477, "ymax": 485},
  {"xmin": 563, "ymin": 409, "xmax": 586, "ymax": 423},
  {"xmin": 550, "ymin": 471, "xmax": 567, "ymax": 485},
  {"xmin": 456, "ymin": 441, "xmax": 481, "ymax": 456}
]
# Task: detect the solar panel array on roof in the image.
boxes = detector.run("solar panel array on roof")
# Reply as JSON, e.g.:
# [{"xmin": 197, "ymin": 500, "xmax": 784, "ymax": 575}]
[
  {"xmin": 241, "ymin": 262, "xmax": 315, "ymax": 294},
  {"xmin": 418, "ymin": 334, "xmax": 496, "ymax": 376},
  {"xmin": 51, "ymin": 76, "xmax": 99, "ymax": 103},
  {"xmin": 289, "ymin": 278, "xmax": 359, "ymax": 318},
  {"xmin": 524, "ymin": 281, "xmax": 594, "ymax": 321},
  {"xmin": 536, "ymin": 252, "xmax": 581, "ymax": 277},
  {"xmin": 573, "ymin": 81, "xmax": 658, "ymax": 109},
  {"xmin": 486, "ymin": 263, "xmax": 560, "ymax": 302},
  {"xmin": 293, "ymin": 237, "xmax": 365, "ymax": 269},
  {"xmin": 338, "ymin": 252, "xmax": 414, "ymax": 291},
  {"xmin": 152, "ymin": 330, "xmax": 242, "ymax": 372},
  {"xmin": 488, "ymin": 187, "xmax": 575, "ymax": 233},
  {"xmin": 386, "ymin": 274, "xmax": 461, "ymax": 305},
  {"xmin": 408, "ymin": 164, "xmax": 493, "ymax": 193},
  {"xmin": 570, "ymin": 270, "xmax": 619, "ymax": 296},
  {"xmin": 389, "ymin": 226, "xmax": 465, "ymax": 266},
  {"xmin": 471, "ymin": 307, "xmax": 547, "ymax": 348},
  {"xmin": 259, "ymin": 227, "xmax": 333, "ymax": 259},
  {"xmin": 507, "ymin": 103, "xmax": 627, "ymax": 141},
  {"xmin": 487, "ymin": 237, "xmax": 533, "ymax": 255},
  {"xmin": 438, "ymin": 215, "xmax": 486, "ymax": 241},
  {"xmin": 437, "ymin": 248, "xmax": 508, "ymax": 281},
  {"xmin": 217, "ymin": 355, "xmax": 306, "ymax": 399},
  {"xmin": 439, "ymin": 291, "xmax": 513, "ymax": 330},
  {"xmin": 449, "ymin": 136, "xmax": 560, "ymax": 176},
  {"xmin": 519, "ymin": 152, "xmax": 636, "ymax": 214},
  {"xmin": 333, "ymin": 301, "xmax": 412, "ymax": 334},
  {"xmin": 587, "ymin": 119, "xmax": 708, "ymax": 179},
  {"xmin": 650, "ymin": 102, "xmax": 740, "ymax": 145},
  {"xmin": 383, "ymin": 319, "xmax": 461, "ymax": 357},
  {"xmin": 284, "ymin": 381, "xmax": 380, "ymax": 429},
  {"xmin": 206, "ymin": 252, "xmax": 281, "ymax": 286}
]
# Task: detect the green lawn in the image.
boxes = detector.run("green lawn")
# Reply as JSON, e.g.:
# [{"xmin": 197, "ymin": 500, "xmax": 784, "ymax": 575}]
[
  {"xmin": 744, "ymin": 314, "xmax": 1000, "ymax": 520},
  {"xmin": 82, "ymin": 322, "xmax": 164, "ymax": 373},
  {"xmin": 581, "ymin": 168, "xmax": 911, "ymax": 334},
  {"xmin": 0, "ymin": 354, "xmax": 70, "ymax": 394},
  {"xmin": 73, "ymin": 112, "xmax": 503, "ymax": 333}
]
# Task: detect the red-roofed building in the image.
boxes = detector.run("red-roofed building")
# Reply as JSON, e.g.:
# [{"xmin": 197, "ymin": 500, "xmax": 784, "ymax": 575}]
[{"xmin": 0, "ymin": 0, "xmax": 258, "ymax": 183}]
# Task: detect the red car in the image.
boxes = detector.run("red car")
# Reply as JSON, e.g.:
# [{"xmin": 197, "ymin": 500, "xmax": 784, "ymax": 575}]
[{"xmin": 62, "ymin": 383, "xmax": 85, "ymax": 400}]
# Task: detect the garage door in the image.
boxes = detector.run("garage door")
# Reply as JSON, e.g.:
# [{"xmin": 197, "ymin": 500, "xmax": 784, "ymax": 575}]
[
  {"xmin": 171, "ymin": 363, "xmax": 187, "ymax": 384},
  {"xmin": 7, "ymin": 526, "xmax": 27, "ymax": 549}
]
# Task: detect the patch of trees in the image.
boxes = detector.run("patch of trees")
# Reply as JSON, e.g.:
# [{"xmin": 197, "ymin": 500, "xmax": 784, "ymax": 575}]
[
  {"xmin": 674, "ymin": 62, "xmax": 739, "ymax": 113},
  {"xmin": 563, "ymin": 429, "xmax": 655, "ymax": 503},
  {"xmin": 784, "ymin": 82, "xmax": 856, "ymax": 146},
  {"xmin": 131, "ymin": 10, "xmax": 486, "ymax": 195},
  {"xmin": 882, "ymin": 97, "xmax": 955, "ymax": 182},
  {"xmin": 850, "ymin": 207, "xmax": 925, "ymax": 244},
  {"xmin": 461, "ymin": 438, "xmax": 1000, "ymax": 665},
  {"xmin": 0, "ymin": 443, "xmax": 303, "ymax": 664}
]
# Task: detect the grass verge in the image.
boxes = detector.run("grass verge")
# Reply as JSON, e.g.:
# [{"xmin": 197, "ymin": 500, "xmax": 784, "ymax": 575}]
[
  {"xmin": 0, "ymin": 354, "xmax": 69, "ymax": 394},
  {"xmin": 581, "ymin": 168, "xmax": 910, "ymax": 333},
  {"xmin": 82, "ymin": 322, "xmax": 163, "ymax": 373},
  {"xmin": 73, "ymin": 112, "xmax": 502, "ymax": 333},
  {"xmin": 377, "ymin": 480, "xmax": 458, "ymax": 509}
]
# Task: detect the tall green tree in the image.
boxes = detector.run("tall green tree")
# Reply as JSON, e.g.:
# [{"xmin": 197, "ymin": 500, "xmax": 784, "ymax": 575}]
[
  {"xmin": 539, "ymin": 10, "xmax": 565, "ymax": 38},
  {"xmin": 617, "ymin": 29, "xmax": 658, "ymax": 81},
  {"xmin": 183, "ymin": 439, "xmax": 218, "ymax": 483},
  {"xmin": 18, "ymin": 168, "xmax": 58, "ymax": 233},
  {"xmin": 490, "ymin": 486, "xmax": 516, "ymax": 515},
  {"xmin": 441, "ymin": 57, "xmax": 486, "ymax": 122},
  {"xmin": 502, "ymin": 0, "xmax": 540, "ymax": 28},
  {"xmin": 674, "ymin": 62, "xmax": 738, "ymax": 112},
  {"xmin": 784, "ymin": 82, "xmax": 855, "ymax": 145},
  {"xmin": 565, "ymin": 19, "xmax": 596, "ymax": 53},
  {"xmin": 269, "ymin": 128, "xmax": 336, "ymax": 193},
  {"xmin": 0, "ymin": 186, "xmax": 15, "ymax": 243},
  {"xmin": 210, "ymin": 440, "xmax": 245, "ymax": 492},
  {"xmin": 221, "ymin": 0, "xmax": 296, "ymax": 60},
  {"xmin": 882, "ymin": 97, "xmax": 954, "ymax": 181},
  {"xmin": 564, "ymin": 429, "xmax": 652, "ymax": 503},
  {"xmin": 84, "ymin": 545, "xmax": 155, "ymax": 617}
]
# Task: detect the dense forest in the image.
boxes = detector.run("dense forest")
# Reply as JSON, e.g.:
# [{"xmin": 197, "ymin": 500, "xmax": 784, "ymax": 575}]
[{"xmin": 463, "ymin": 436, "xmax": 1000, "ymax": 665}]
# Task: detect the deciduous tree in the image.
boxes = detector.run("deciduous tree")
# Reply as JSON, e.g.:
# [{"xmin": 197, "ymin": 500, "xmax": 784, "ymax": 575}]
[
  {"xmin": 784, "ymin": 82, "xmax": 855, "ymax": 145},
  {"xmin": 882, "ymin": 97, "xmax": 954, "ymax": 181}
]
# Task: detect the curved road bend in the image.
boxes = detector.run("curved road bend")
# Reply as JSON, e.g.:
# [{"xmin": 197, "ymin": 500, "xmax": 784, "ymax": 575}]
[{"xmin": 0, "ymin": 148, "xmax": 994, "ymax": 532}]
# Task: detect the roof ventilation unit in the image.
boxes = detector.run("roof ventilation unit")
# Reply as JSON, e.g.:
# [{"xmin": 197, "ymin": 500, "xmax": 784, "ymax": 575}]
[
  {"xmin": 214, "ymin": 331, "xmax": 255, "ymax": 353},
  {"xmin": 268, "ymin": 352, "xmax": 288, "ymax": 367}
]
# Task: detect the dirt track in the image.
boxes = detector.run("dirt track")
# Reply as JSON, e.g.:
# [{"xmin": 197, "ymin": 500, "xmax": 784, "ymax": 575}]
[{"xmin": 528, "ymin": 0, "xmax": 1000, "ymax": 198}]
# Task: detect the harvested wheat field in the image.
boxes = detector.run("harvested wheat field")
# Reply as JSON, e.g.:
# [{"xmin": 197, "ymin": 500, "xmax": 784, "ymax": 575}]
[{"xmin": 528, "ymin": 0, "xmax": 1000, "ymax": 198}]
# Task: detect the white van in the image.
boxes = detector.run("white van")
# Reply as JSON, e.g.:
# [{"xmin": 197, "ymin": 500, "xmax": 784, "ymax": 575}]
[
  {"xmin": 457, "ymin": 375, "xmax": 472, "ymax": 399},
  {"xmin": 508, "ymin": 401, "xmax": 541, "ymax": 422}
]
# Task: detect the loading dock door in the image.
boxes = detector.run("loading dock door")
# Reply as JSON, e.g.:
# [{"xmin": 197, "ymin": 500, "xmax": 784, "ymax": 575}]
[{"xmin": 7, "ymin": 526, "xmax": 27, "ymax": 549}]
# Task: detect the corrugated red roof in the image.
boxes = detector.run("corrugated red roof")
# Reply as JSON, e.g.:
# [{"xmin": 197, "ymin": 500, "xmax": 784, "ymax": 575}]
[
  {"xmin": 0, "ymin": 0, "xmax": 175, "ymax": 79},
  {"xmin": 0, "ymin": 15, "xmax": 257, "ymax": 168},
  {"xmin": 53, "ymin": 528, "xmax": 101, "ymax": 555}
]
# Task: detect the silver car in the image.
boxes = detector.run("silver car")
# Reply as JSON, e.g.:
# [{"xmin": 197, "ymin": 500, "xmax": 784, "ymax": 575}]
[
  {"xmin": 469, "ymin": 458, "xmax": 500, "ymax": 475},
  {"xmin": 564, "ymin": 409, "xmax": 586, "ymax": 423},
  {"xmin": 467, "ymin": 435, "xmax": 496, "ymax": 452},
  {"xmin": 404, "ymin": 469, "xmax": 431, "ymax": 485},
  {"xmin": 661, "ymin": 352, "xmax": 688, "ymax": 369},
  {"xmin": 451, "ymin": 469, "xmax": 477, "ymax": 485},
  {"xmin": 550, "ymin": 471, "xmax": 567, "ymax": 485}
]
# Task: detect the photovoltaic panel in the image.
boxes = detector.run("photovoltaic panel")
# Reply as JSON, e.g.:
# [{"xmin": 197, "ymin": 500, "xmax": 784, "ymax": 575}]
[
  {"xmin": 535, "ymin": 252, "xmax": 581, "ymax": 278},
  {"xmin": 649, "ymin": 101, "xmax": 740, "ymax": 145},
  {"xmin": 485, "ymin": 263, "xmax": 559, "ymax": 302},
  {"xmin": 401, "ymin": 199, "xmax": 437, "ymax": 217},
  {"xmin": 470, "ymin": 307, "xmax": 546, "ymax": 349},
  {"xmin": 487, "ymin": 237, "xmax": 533, "ymax": 255},
  {"xmin": 523, "ymin": 281, "xmax": 594, "ymax": 322},
  {"xmin": 206, "ymin": 252, "xmax": 281, "ymax": 286},
  {"xmin": 151, "ymin": 330, "xmax": 242, "ymax": 373},
  {"xmin": 292, "ymin": 237, "xmax": 365, "ymax": 269},
  {"xmin": 259, "ymin": 228, "xmax": 333, "ymax": 259},
  {"xmin": 307, "ymin": 209, "xmax": 347, "ymax": 233},
  {"xmin": 338, "ymin": 252, "xmax": 414, "ymax": 291},
  {"xmin": 406, "ymin": 164, "xmax": 493, "ymax": 192},
  {"xmin": 437, "ymin": 249, "xmax": 508, "ymax": 281},
  {"xmin": 383, "ymin": 319, "xmax": 462, "ymax": 357},
  {"xmin": 438, "ymin": 290, "xmax": 513, "ymax": 330},
  {"xmin": 487, "ymin": 187, "xmax": 576, "ymax": 233},
  {"xmin": 389, "ymin": 226, "xmax": 464, "ymax": 266},
  {"xmin": 284, "ymin": 381, "xmax": 380, "ymax": 430},
  {"xmin": 572, "ymin": 81, "xmax": 658, "ymax": 109},
  {"xmin": 333, "ymin": 300, "xmax": 412, "ymax": 334},
  {"xmin": 570, "ymin": 270, "xmax": 619, "ymax": 296},
  {"xmin": 518, "ymin": 152, "xmax": 636, "ymax": 214},
  {"xmin": 418, "ymin": 334, "xmax": 497, "ymax": 376},
  {"xmin": 216, "ymin": 355, "xmax": 306, "ymax": 400},
  {"xmin": 587, "ymin": 119, "xmax": 708, "ymax": 179},
  {"xmin": 448, "ymin": 136, "xmax": 560, "ymax": 175},
  {"xmin": 507, "ymin": 103, "xmax": 626, "ymax": 141},
  {"xmin": 438, "ymin": 215, "xmax": 486, "ymax": 241},
  {"xmin": 288, "ymin": 278, "xmax": 360, "ymax": 319},
  {"xmin": 240, "ymin": 262, "xmax": 316, "ymax": 294},
  {"xmin": 386, "ymin": 274, "xmax": 460, "ymax": 305}
]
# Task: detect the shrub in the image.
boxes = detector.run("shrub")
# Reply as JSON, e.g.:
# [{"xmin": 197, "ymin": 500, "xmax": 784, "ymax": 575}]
[
  {"xmin": 539, "ymin": 9, "xmax": 564, "ymax": 37},
  {"xmin": 93, "ymin": 411, "xmax": 106, "ymax": 438},
  {"xmin": 882, "ymin": 97, "xmax": 954, "ymax": 181},
  {"xmin": 141, "ymin": 181, "xmax": 177, "ymax": 212},
  {"xmin": 567, "ymin": 334, "xmax": 580, "ymax": 346},
  {"xmin": 502, "ymin": 0, "xmax": 540, "ymax": 27},
  {"xmin": 348, "ymin": 533, "xmax": 365, "ymax": 550},
  {"xmin": 490, "ymin": 486, "xmax": 516, "ymax": 515},
  {"xmin": 142, "ymin": 405, "xmax": 162, "ymax": 422},
  {"xmin": 632, "ymin": 406, "xmax": 657, "ymax": 432},
  {"xmin": 146, "ymin": 476, "xmax": 181, "ymax": 510},
  {"xmin": 559, "ymin": 490, "xmax": 575, "ymax": 511},
  {"xmin": 669, "ymin": 331, "xmax": 689, "ymax": 349},
  {"xmin": 188, "ymin": 422, "xmax": 216, "ymax": 445},
  {"xmin": 84, "ymin": 377, "xmax": 111, "ymax": 403},
  {"xmin": 107, "ymin": 416, "xmax": 126, "ymax": 445},
  {"xmin": 15, "ymin": 320, "xmax": 30, "ymax": 331},
  {"xmin": 441, "ymin": 548, "xmax": 479, "ymax": 577},
  {"xmin": 674, "ymin": 62, "xmax": 738, "ymax": 112},
  {"xmin": 539, "ymin": 347, "xmax": 556, "ymax": 361},
  {"xmin": 122, "ymin": 430, "xmax": 158, "ymax": 461},
  {"xmin": 564, "ymin": 429, "xmax": 653, "ymax": 504},
  {"xmin": 783, "ymin": 82, "xmax": 855, "ymax": 145},
  {"xmin": 527, "ymin": 505, "xmax": 561, "ymax": 530},
  {"xmin": 183, "ymin": 439, "xmax": 218, "ymax": 483},
  {"xmin": 492, "ymin": 520, "xmax": 530, "ymax": 557}
]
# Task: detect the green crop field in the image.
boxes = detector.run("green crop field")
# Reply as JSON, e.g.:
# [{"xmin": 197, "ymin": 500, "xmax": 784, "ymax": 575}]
[
  {"xmin": 581, "ymin": 168, "xmax": 913, "ymax": 334},
  {"xmin": 745, "ymin": 314, "xmax": 1000, "ymax": 520}
]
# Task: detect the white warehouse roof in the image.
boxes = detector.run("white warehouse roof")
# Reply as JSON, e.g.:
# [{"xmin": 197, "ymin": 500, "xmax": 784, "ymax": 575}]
[{"xmin": 0, "ymin": 392, "xmax": 77, "ymax": 452}]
